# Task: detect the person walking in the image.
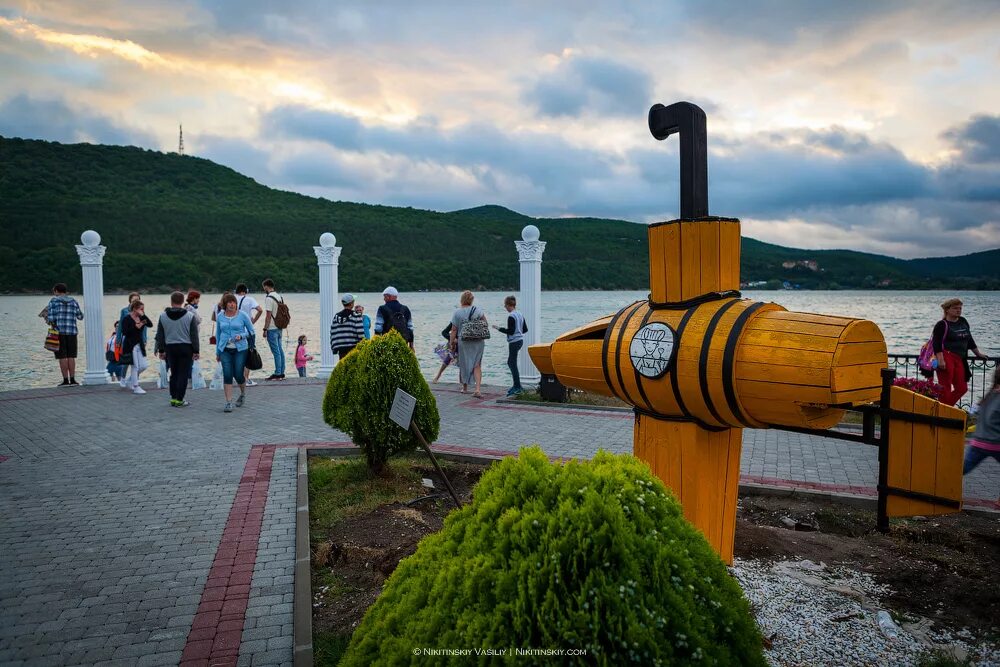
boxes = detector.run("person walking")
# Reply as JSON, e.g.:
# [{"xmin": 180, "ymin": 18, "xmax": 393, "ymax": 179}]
[
  {"xmin": 155, "ymin": 291, "xmax": 200, "ymax": 407},
  {"xmin": 235, "ymin": 283, "xmax": 263, "ymax": 385},
  {"xmin": 215, "ymin": 293, "xmax": 255, "ymax": 413},
  {"xmin": 374, "ymin": 286, "xmax": 414, "ymax": 349},
  {"xmin": 43, "ymin": 283, "xmax": 84, "ymax": 386},
  {"xmin": 450, "ymin": 290, "xmax": 488, "ymax": 398},
  {"xmin": 963, "ymin": 368, "xmax": 1000, "ymax": 490},
  {"xmin": 185, "ymin": 290, "xmax": 203, "ymax": 326},
  {"xmin": 121, "ymin": 300, "xmax": 154, "ymax": 395},
  {"xmin": 115, "ymin": 292, "xmax": 143, "ymax": 387},
  {"xmin": 933, "ymin": 298, "xmax": 990, "ymax": 407},
  {"xmin": 295, "ymin": 335, "xmax": 314, "ymax": 377},
  {"xmin": 262, "ymin": 279, "xmax": 288, "ymax": 380},
  {"xmin": 106, "ymin": 323, "xmax": 125, "ymax": 382},
  {"xmin": 433, "ymin": 322, "xmax": 458, "ymax": 383},
  {"xmin": 356, "ymin": 304, "xmax": 372, "ymax": 340},
  {"xmin": 492, "ymin": 295, "xmax": 528, "ymax": 396},
  {"xmin": 330, "ymin": 294, "xmax": 365, "ymax": 359}
]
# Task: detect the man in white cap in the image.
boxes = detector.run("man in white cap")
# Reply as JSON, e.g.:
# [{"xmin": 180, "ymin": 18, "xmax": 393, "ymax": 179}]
[
  {"xmin": 375, "ymin": 286, "xmax": 414, "ymax": 350},
  {"xmin": 330, "ymin": 293, "xmax": 366, "ymax": 359}
]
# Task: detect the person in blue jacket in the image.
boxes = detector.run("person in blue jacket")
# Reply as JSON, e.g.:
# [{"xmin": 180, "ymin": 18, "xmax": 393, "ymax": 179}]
[{"xmin": 215, "ymin": 293, "xmax": 255, "ymax": 413}]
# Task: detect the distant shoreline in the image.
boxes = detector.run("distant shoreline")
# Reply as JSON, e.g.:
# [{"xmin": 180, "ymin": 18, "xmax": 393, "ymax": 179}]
[{"xmin": 6, "ymin": 287, "xmax": 1000, "ymax": 297}]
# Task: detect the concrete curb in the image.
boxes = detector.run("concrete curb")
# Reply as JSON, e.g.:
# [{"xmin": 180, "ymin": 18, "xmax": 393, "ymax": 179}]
[
  {"xmin": 494, "ymin": 397, "xmax": 631, "ymax": 413},
  {"xmin": 293, "ymin": 447, "xmax": 314, "ymax": 667}
]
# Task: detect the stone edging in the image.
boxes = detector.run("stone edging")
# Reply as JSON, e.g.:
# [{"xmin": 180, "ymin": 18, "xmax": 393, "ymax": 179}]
[{"xmin": 293, "ymin": 446, "xmax": 316, "ymax": 667}]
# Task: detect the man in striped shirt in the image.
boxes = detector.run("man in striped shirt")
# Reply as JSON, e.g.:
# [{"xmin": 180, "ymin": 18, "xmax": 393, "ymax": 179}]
[{"xmin": 330, "ymin": 294, "xmax": 365, "ymax": 359}]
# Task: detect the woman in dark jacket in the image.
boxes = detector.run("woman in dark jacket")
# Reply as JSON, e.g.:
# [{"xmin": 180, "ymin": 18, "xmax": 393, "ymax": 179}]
[
  {"xmin": 121, "ymin": 300, "xmax": 154, "ymax": 395},
  {"xmin": 933, "ymin": 298, "xmax": 989, "ymax": 407}
]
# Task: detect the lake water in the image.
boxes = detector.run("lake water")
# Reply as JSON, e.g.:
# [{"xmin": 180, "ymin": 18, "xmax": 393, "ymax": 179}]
[{"xmin": 2, "ymin": 290, "xmax": 997, "ymax": 391}]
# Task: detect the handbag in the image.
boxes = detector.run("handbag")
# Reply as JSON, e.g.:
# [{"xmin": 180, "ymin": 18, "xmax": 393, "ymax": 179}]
[
  {"xmin": 44, "ymin": 326, "xmax": 60, "ymax": 352},
  {"xmin": 191, "ymin": 360, "xmax": 207, "ymax": 390},
  {"xmin": 459, "ymin": 306, "xmax": 491, "ymax": 341},
  {"xmin": 245, "ymin": 344, "xmax": 263, "ymax": 371}
]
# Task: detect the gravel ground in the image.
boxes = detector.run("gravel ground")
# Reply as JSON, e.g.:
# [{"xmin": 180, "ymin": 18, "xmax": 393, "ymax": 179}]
[{"xmin": 731, "ymin": 558, "xmax": 1000, "ymax": 667}]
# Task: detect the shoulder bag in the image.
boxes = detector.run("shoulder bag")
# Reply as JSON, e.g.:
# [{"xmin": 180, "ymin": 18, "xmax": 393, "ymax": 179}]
[
  {"xmin": 44, "ymin": 326, "xmax": 60, "ymax": 353},
  {"xmin": 459, "ymin": 306, "xmax": 491, "ymax": 341}
]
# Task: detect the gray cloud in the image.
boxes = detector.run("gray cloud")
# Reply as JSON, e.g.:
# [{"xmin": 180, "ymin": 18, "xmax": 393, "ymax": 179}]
[
  {"xmin": 0, "ymin": 94, "xmax": 155, "ymax": 146},
  {"xmin": 261, "ymin": 105, "xmax": 615, "ymax": 195},
  {"xmin": 943, "ymin": 114, "xmax": 1000, "ymax": 165},
  {"xmin": 523, "ymin": 55, "xmax": 653, "ymax": 118}
]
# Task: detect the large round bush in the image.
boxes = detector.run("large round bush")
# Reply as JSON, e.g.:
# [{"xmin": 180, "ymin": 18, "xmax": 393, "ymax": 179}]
[
  {"xmin": 341, "ymin": 447, "xmax": 765, "ymax": 665},
  {"xmin": 322, "ymin": 331, "xmax": 440, "ymax": 473}
]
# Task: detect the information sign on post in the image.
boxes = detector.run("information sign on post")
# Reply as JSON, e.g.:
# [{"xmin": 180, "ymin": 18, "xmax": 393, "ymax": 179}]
[
  {"xmin": 388, "ymin": 387, "xmax": 460, "ymax": 507},
  {"xmin": 389, "ymin": 388, "xmax": 417, "ymax": 429}
]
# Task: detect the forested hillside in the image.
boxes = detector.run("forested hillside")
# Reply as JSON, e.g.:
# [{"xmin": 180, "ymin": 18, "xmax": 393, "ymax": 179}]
[{"xmin": 1, "ymin": 137, "xmax": 997, "ymax": 293}]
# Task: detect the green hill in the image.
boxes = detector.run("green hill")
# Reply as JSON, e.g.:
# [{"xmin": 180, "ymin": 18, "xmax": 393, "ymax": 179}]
[{"xmin": 1, "ymin": 136, "xmax": 997, "ymax": 293}]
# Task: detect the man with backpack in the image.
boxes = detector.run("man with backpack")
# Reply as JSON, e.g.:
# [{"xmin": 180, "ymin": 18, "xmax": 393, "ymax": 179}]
[
  {"xmin": 234, "ymin": 283, "xmax": 264, "ymax": 385},
  {"xmin": 374, "ymin": 286, "xmax": 414, "ymax": 350},
  {"xmin": 262, "ymin": 278, "xmax": 290, "ymax": 380},
  {"xmin": 330, "ymin": 294, "xmax": 366, "ymax": 359}
]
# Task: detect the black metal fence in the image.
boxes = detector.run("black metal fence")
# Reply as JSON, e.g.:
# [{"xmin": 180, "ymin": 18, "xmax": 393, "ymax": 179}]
[{"xmin": 887, "ymin": 353, "xmax": 998, "ymax": 411}]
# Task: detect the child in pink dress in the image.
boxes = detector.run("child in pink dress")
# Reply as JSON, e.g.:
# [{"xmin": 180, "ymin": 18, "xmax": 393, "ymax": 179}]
[{"xmin": 295, "ymin": 335, "xmax": 314, "ymax": 378}]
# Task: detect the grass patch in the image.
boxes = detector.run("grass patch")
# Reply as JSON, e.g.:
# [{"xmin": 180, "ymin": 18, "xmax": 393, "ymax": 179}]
[
  {"xmin": 513, "ymin": 389, "xmax": 629, "ymax": 408},
  {"xmin": 314, "ymin": 630, "xmax": 351, "ymax": 666},
  {"xmin": 308, "ymin": 453, "xmax": 454, "ymax": 540}
]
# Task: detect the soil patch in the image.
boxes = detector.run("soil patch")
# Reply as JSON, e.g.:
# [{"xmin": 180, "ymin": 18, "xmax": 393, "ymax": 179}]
[
  {"xmin": 309, "ymin": 456, "xmax": 999, "ymax": 664},
  {"xmin": 735, "ymin": 496, "xmax": 1000, "ymax": 636}
]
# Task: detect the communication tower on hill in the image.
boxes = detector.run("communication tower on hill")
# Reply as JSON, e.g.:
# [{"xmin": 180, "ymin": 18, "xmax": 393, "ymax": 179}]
[{"xmin": 178, "ymin": 124, "xmax": 184, "ymax": 155}]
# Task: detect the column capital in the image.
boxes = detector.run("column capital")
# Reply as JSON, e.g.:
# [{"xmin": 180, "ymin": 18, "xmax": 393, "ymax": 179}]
[
  {"xmin": 515, "ymin": 240, "xmax": 546, "ymax": 262},
  {"xmin": 314, "ymin": 245, "xmax": 342, "ymax": 265},
  {"xmin": 75, "ymin": 244, "xmax": 106, "ymax": 266}
]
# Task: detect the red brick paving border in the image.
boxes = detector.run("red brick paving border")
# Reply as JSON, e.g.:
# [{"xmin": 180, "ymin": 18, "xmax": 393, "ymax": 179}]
[{"xmin": 180, "ymin": 445, "xmax": 275, "ymax": 667}]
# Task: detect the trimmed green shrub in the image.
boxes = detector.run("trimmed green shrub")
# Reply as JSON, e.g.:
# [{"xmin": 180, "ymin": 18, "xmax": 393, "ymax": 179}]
[
  {"xmin": 341, "ymin": 447, "xmax": 766, "ymax": 666},
  {"xmin": 322, "ymin": 331, "xmax": 440, "ymax": 473}
]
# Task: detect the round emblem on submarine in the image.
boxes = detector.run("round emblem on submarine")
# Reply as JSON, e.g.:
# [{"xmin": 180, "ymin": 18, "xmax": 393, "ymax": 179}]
[{"xmin": 629, "ymin": 322, "xmax": 677, "ymax": 379}]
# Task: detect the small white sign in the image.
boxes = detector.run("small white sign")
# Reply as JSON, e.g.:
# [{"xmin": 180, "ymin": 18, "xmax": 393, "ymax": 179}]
[{"xmin": 389, "ymin": 388, "xmax": 417, "ymax": 429}]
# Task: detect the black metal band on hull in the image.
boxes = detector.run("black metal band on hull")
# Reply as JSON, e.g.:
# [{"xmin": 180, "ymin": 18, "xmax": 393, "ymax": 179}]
[
  {"xmin": 698, "ymin": 299, "xmax": 742, "ymax": 427},
  {"xmin": 632, "ymin": 306, "xmax": 658, "ymax": 413},
  {"xmin": 669, "ymin": 308, "xmax": 698, "ymax": 423},
  {"xmin": 648, "ymin": 290, "xmax": 742, "ymax": 311},
  {"xmin": 601, "ymin": 301, "xmax": 642, "ymax": 404},
  {"xmin": 722, "ymin": 302, "xmax": 766, "ymax": 428},
  {"xmin": 612, "ymin": 302, "xmax": 648, "ymax": 408},
  {"xmin": 633, "ymin": 406, "xmax": 728, "ymax": 432}
]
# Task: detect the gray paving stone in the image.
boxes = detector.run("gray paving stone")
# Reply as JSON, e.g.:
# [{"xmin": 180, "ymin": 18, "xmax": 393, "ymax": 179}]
[{"xmin": 2, "ymin": 380, "xmax": 996, "ymax": 666}]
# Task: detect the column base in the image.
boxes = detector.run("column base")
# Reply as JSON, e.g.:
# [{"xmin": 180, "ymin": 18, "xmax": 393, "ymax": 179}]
[
  {"xmin": 316, "ymin": 366, "xmax": 335, "ymax": 381},
  {"xmin": 81, "ymin": 370, "xmax": 110, "ymax": 386}
]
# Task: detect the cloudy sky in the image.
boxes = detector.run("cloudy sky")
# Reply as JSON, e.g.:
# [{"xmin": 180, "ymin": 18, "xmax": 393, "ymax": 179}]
[{"xmin": 2, "ymin": 1, "xmax": 999, "ymax": 258}]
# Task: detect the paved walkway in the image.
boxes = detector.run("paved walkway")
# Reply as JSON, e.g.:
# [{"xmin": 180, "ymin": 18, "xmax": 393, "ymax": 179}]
[{"xmin": 1, "ymin": 379, "xmax": 997, "ymax": 666}]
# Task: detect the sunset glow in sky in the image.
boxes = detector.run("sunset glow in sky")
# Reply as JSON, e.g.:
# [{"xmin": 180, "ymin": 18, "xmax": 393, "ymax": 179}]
[{"xmin": 2, "ymin": 1, "xmax": 999, "ymax": 258}]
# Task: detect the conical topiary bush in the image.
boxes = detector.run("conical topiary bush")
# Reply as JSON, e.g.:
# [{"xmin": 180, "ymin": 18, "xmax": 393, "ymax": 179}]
[{"xmin": 322, "ymin": 331, "xmax": 440, "ymax": 474}]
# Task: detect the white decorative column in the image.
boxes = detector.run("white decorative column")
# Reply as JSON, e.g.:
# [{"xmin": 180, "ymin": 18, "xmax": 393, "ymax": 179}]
[
  {"xmin": 314, "ymin": 233, "xmax": 341, "ymax": 380},
  {"xmin": 515, "ymin": 225, "xmax": 546, "ymax": 386},
  {"xmin": 75, "ymin": 230, "xmax": 110, "ymax": 385}
]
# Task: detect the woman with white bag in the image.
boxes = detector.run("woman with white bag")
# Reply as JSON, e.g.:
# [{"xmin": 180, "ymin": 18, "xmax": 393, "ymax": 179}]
[{"xmin": 121, "ymin": 300, "xmax": 154, "ymax": 395}]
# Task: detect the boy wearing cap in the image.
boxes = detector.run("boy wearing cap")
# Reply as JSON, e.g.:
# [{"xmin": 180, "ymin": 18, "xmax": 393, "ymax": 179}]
[
  {"xmin": 330, "ymin": 294, "xmax": 366, "ymax": 359},
  {"xmin": 374, "ymin": 286, "xmax": 414, "ymax": 350}
]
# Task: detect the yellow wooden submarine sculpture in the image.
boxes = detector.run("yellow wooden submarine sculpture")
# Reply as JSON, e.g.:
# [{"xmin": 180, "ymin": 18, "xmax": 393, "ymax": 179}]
[{"xmin": 529, "ymin": 101, "xmax": 967, "ymax": 563}]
